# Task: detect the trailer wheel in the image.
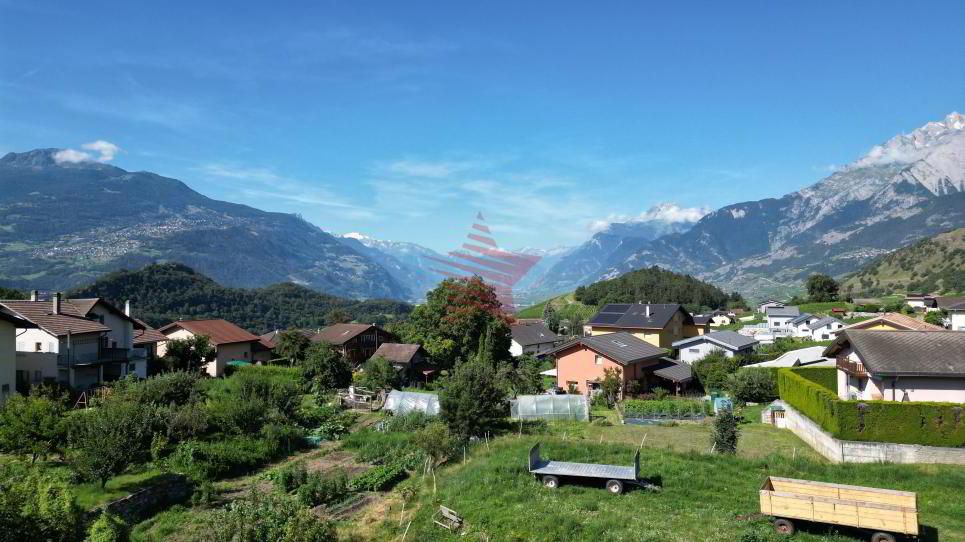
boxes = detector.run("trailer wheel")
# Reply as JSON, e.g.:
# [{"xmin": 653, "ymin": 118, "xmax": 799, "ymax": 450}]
[
  {"xmin": 542, "ymin": 475, "xmax": 559, "ymax": 489},
  {"xmin": 605, "ymin": 480, "xmax": 624, "ymax": 494},
  {"xmin": 870, "ymin": 533, "xmax": 896, "ymax": 542},
  {"xmin": 773, "ymin": 518, "xmax": 795, "ymax": 535}
]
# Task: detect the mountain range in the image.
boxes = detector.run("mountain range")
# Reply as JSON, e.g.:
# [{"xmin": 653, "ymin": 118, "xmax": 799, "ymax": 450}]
[
  {"xmin": 2, "ymin": 113, "xmax": 963, "ymax": 304},
  {"xmin": 0, "ymin": 149, "xmax": 408, "ymax": 300}
]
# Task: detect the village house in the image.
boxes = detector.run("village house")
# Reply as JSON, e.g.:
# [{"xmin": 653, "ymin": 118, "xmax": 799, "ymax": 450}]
[
  {"xmin": 132, "ymin": 318, "xmax": 167, "ymax": 367},
  {"xmin": 368, "ymin": 342, "xmax": 431, "ymax": 384},
  {"xmin": 839, "ymin": 312, "xmax": 944, "ymax": 332},
  {"xmin": 949, "ymin": 302, "xmax": 965, "ymax": 332},
  {"xmin": 550, "ymin": 331, "xmax": 671, "ymax": 396},
  {"xmin": 158, "ymin": 319, "xmax": 261, "ymax": 377},
  {"xmin": 587, "ymin": 303, "xmax": 699, "ymax": 348},
  {"xmin": 807, "ymin": 316, "xmax": 845, "ymax": 341},
  {"xmin": 0, "ymin": 292, "xmax": 147, "ymax": 390},
  {"xmin": 742, "ymin": 346, "xmax": 833, "ymax": 369},
  {"xmin": 312, "ymin": 323, "xmax": 397, "ymax": 366},
  {"xmin": 672, "ymin": 331, "xmax": 759, "ymax": 364},
  {"xmin": 0, "ymin": 310, "xmax": 34, "ymax": 405},
  {"xmin": 787, "ymin": 313, "xmax": 820, "ymax": 338},
  {"xmin": 690, "ymin": 314, "xmax": 712, "ymax": 334},
  {"xmin": 904, "ymin": 293, "xmax": 938, "ymax": 311},
  {"xmin": 758, "ymin": 299, "xmax": 785, "ymax": 313},
  {"xmin": 509, "ymin": 322, "xmax": 561, "ymax": 357},
  {"xmin": 706, "ymin": 310, "xmax": 735, "ymax": 327},
  {"xmin": 765, "ymin": 306, "xmax": 800, "ymax": 332},
  {"xmin": 828, "ymin": 330, "xmax": 965, "ymax": 403}
]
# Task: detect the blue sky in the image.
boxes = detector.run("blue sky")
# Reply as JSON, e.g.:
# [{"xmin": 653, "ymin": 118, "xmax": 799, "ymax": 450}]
[{"xmin": 2, "ymin": 1, "xmax": 964, "ymax": 252}]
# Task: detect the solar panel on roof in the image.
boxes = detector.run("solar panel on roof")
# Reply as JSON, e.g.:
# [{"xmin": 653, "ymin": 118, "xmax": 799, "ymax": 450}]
[
  {"xmin": 604, "ymin": 304, "xmax": 631, "ymax": 313},
  {"xmin": 590, "ymin": 313, "xmax": 622, "ymax": 324}
]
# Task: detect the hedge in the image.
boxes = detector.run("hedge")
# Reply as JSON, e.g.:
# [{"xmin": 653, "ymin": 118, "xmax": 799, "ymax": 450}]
[
  {"xmin": 791, "ymin": 366, "xmax": 836, "ymax": 392},
  {"xmin": 622, "ymin": 399, "xmax": 710, "ymax": 418},
  {"xmin": 778, "ymin": 368, "xmax": 965, "ymax": 447}
]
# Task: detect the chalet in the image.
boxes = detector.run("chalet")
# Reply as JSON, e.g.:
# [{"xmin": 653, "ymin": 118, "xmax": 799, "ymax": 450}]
[
  {"xmin": 672, "ymin": 331, "xmax": 758, "ymax": 364},
  {"xmin": 0, "ymin": 293, "xmax": 147, "ymax": 390},
  {"xmin": 510, "ymin": 322, "xmax": 561, "ymax": 357},
  {"xmin": 550, "ymin": 331, "xmax": 668, "ymax": 396},
  {"xmin": 587, "ymin": 303, "xmax": 698, "ymax": 348},
  {"xmin": 765, "ymin": 306, "xmax": 800, "ymax": 331},
  {"xmin": 312, "ymin": 323, "xmax": 396, "ymax": 366},
  {"xmin": 807, "ymin": 317, "xmax": 845, "ymax": 341},
  {"xmin": 368, "ymin": 343, "xmax": 430, "ymax": 383},
  {"xmin": 827, "ymin": 330, "xmax": 965, "ymax": 403},
  {"xmin": 159, "ymin": 319, "xmax": 261, "ymax": 377},
  {"xmin": 839, "ymin": 312, "xmax": 944, "ymax": 333},
  {"xmin": 949, "ymin": 302, "xmax": 965, "ymax": 332},
  {"xmin": 787, "ymin": 313, "xmax": 820, "ymax": 338},
  {"xmin": 0, "ymin": 310, "xmax": 34, "ymax": 405},
  {"xmin": 758, "ymin": 300, "xmax": 785, "ymax": 313}
]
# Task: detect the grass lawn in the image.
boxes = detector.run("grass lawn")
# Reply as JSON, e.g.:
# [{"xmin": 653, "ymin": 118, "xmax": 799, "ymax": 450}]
[
  {"xmin": 516, "ymin": 299, "xmax": 548, "ymax": 318},
  {"xmin": 73, "ymin": 467, "xmax": 167, "ymax": 510},
  {"xmin": 797, "ymin": 301, "xmax": 854, "ymax": 315},
  {"xmin": 383, "ymin": 435, "xmax": 965, "ymax": 542}
]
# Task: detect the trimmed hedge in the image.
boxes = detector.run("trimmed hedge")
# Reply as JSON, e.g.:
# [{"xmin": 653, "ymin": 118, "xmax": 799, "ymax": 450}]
[
  {"xmin": 791, "ymin": 366, "xmax": 836, "ymax": 392},
  {"xmin": 778, "ymin": 368, "xmax": 965, "ymax": 447},
  {"xmin": 622, "ymin": 399, "xmax": 710, "ymax": 418}
]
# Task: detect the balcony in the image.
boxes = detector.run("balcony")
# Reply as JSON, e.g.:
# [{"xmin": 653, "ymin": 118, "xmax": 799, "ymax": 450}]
[
  {"xmin": 836, "ymin": 356, "xmax": 867, "ymax": 377},
  {"xmin": 58, "ymin": 346, "xmax": 132, "ymax": 368}
]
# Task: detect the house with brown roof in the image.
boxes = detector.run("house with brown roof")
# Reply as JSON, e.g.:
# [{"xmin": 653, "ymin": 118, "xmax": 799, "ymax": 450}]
[
  {"xmin": 0, "ymin": 310, "xmax": 34, "ymax": 405},
  {"xmin": 839, "ymin": 312, "xmax": 944, "ymax": 333},
  {"xmin": 158, "ymin": 319, "xmax": 261, "ymax": 377},
  {"xmin": 587, "ymin": 303, "xmax": 699, "ymax": 348},
  {"xmin": 311, "ymin": 323, "xmax": 397, "ymax": 366},
  {"xmin": 827, "ymin": 330, "xmax": 965, "ymax": 403},
  {"xmin": 368, "ymin": 343, "xmax": 430, "ymax": 384},
  {"xmin": 550, "ymin": 331, "xmax": 670, "ymax": 396},
  {"xmin": 0, "ymin": 292, "xmax": 147, "ymax": 390}
]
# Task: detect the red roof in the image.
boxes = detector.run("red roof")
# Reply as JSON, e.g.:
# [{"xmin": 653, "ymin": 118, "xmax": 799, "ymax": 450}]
[
  {"xmin": 370, "ymin": 343, "xmax": 424, "ymax": 365},
  {"xmin": 159, "ymin": 319, "xmax": 259, "ymax": 346},
  {"xmin": 842, "ymin": 312, "xmax": 945, "ymax": 332},
  {"xmin": 312, "ymin": 323, "xmax": 377, "ymax": 345},
  {"xmin": 0, "ymin": 299, "xmax": 111, "ymax": 337}
]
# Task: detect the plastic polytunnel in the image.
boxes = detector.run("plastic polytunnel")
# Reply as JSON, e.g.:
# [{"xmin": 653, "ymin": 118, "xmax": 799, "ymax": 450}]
[
  {"xmin": 510, "ymin": 394, "xmax": 589, "ymax": 422},
  {"xmin": 382, "ymin": 390, "xmax": 440, "ymax": 416}
]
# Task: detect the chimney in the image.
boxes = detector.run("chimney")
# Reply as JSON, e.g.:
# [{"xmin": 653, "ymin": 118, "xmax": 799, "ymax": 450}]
[
  {"xmin": 52, "ymin": 292, "xmax": 61, "ymax": 315},
  {"xmin": 645, "ymin": 305, "xmax": 651, "ymax": 318},
  {"xmin": 30, "ymin": 290, "xmax": 39, "ymax": 302},
  {"xmin": 124, "ymin": 300, "xmax": 132, "ymax": 317}
]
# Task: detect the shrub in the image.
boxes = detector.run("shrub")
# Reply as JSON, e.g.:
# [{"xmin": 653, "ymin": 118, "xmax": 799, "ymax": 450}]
[
  {"xmin": 166, "ymin": 428, "xmax": 302, "ymax": 482},
  {"xmin": 0, "ymin": 388, "xmax": 68, "ymax": 462},
  {"xmin": 207, "ymin": 493, "xmax": 336, "ymax": 542},
  {"xmin": 381, "ymin": 411, "xmax": 433, "ymax": 433},
  {"xmin": 341, "ymin": 429, "xmax": 423, "ymax": 466},
  {"xmin": 357, "ymin": 356, "xmax": 400, "ymax": 390},
  {"xmin": 0, "ymin": 465, "xmax": 82, "ymax": 542},
  {"xmin": 273, "ymin": 463, "xmax": 309, "ymax": 493},
  {"xmin": 112, "ymin": 371, "xmax": 203, "ymax": 407},
  {"xmin": 439, "ymin": 359, "xmax": 506, "ymax": 440},
  {"xmin": 297, "ymin": 471, "xmax": 349, "ymax": 507},
  {"xmin": 349, "ymin": 462, "xmax": 407, "ymax": 492},
  {"xmin": 692, "ymin": 350, "xmax": 741, "ymax": 393},
  {"xmin": 728, "ymin": 369, "xmax": 777, "ymax": 403},
  {"xmin": 69, "ymin": 400, "xmax": 157, "ymax": 487},
  {"xmin": 85, "ymin": 512, "xmax": 129, "ymax": 542},
  {"xmin": 622, "ymin": 399, "xmax": 707, "ymax": 418},
  {"xmin": 711, "ymin": 408, "xmax": 740, "ymax": 454}
]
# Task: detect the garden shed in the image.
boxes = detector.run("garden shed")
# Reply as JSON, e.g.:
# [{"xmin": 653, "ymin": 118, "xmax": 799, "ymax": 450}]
[
  {"xmin": 510, "ymin": 394, "xmax": 589, "ymax": 421},
  {"xmin": 383, "ymin": 390, "xmax": 440, "ymax": 416}
]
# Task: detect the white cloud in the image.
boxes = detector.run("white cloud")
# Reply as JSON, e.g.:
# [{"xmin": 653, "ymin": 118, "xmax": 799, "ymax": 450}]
[
  {"xmin": 53, "ymin": 140, "xmax": 121, "ymax": 164},
  {"xmin": 82, "ymin": 140, "xmax": 120, "ymax": 161},
  {"xmin": 588, "ymin": 203, "xmax": 710, "ymax": 233}
]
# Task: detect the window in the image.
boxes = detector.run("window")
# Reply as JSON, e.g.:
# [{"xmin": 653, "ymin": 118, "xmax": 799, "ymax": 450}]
[
  {"xmin": 594, "ymin": 355, "xmax": 604, "ymax": 366},
  {"xmin": 688, "ymin": 348, "xmax": 700, "ymax": 354},
  {"xmin": 34, "ymin": 342, "xmax": 42, "ymax": 352}
]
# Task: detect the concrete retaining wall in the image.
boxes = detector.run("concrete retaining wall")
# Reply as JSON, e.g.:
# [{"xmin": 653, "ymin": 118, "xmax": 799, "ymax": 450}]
[{"xmin": 774, "ymin": 400, "xmax": 965, "ymax": 465}]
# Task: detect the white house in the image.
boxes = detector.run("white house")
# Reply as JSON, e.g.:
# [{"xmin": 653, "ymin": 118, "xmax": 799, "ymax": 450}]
[
  {"xmin": 949, "ymin": 301, "xmax": 965, "ymax": 331},
  {"xmin": 807, "ymin": 317, "xmax": 845, "ymax": 341},
  {"xmin": 758, "ymin": 300, "xmax": 785, "ymax": 314},
  {"xmin": 765, "ymin": 306, "xmax": 800, "ymax": 332},
  {"xmin": 742, "ymin": 346, "xmax": 833, "ymax": 369},
  {"xmin": 158, "ymin": 319, "xmax": 261, "ymax": 377},
  {"xmin": 828, "ymin": 330, "xmax": 965, "ymax": 403},
  {"xmin": 0, "ymin": 310, "xmax": 35, "ymax": 405},
  {"xmin": 708, "ymin": 311, "xmax": 735, "ymax": 327},
  {"xmin": 672, "ymin": 330, "xmax": 759, "ymax": 364},
  {"xmin": 787, "ymin": 313, "xmax": 820, "ymax": 338},
  {"xmin": 510, "ymin": 322, "xmax": 561, "ymax": 357},
  {"xmin": 0, "ymin": 292, "xmax": 146, "ymax": 390}
]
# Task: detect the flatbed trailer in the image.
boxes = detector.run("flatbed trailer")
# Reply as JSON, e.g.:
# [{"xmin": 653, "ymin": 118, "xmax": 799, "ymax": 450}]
[
  {"xmin": 760, "ymin": 476, "xmax": 919, "ymax": 542},
  {"xmin": 528, "ymin": 443, "xmax": 640, "ymax": 494}
]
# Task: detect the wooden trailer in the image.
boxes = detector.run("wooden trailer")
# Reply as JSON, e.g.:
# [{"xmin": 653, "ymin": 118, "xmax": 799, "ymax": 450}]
[
  {"xmin": 528, "ymin": 443, "xmax": 640, "ymax": 494},
  {"xmin": 760, "ymin": 476, "xmax": 918, "ymax": 542}
]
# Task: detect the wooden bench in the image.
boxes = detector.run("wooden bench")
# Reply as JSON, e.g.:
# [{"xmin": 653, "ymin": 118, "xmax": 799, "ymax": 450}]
[{"xmin": 432, "ymin": 505, "xmax": 463, "ymax": 531}]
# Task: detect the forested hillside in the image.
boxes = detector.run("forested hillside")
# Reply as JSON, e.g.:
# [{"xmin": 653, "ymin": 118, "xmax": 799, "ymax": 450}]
[
  {"xmin": 67, "ymin": 263, "xmax": 413, "ymax": 333},
  {"xmin": 574, "ymin": 265, "xmax": 744, "ymax": 311},
  {"xmin": 842, "ymin": 228, "xmax": 965, "ymax": 296}
]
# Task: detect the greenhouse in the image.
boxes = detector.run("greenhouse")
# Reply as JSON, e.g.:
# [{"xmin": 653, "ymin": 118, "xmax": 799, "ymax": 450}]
[
  {"xmin": 510, "ymin": 394, "xmax": 589, "ymax": 422},
  {"xmin": 382, "ymin": 390, "xmax": 440, "ymax": 416}
]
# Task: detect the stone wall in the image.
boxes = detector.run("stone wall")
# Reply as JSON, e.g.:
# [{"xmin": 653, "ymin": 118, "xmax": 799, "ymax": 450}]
[
  {"xmin": 88, "ymin": 473, "xmax": 193, "ymax": 524},
  {"xmin": 774, "ymin": 400, "xmax": 965, "ymax": 465}
]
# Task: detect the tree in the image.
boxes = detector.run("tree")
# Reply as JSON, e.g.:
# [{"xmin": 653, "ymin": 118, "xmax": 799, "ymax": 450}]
[
  {"xmin": 727, "ymin": 369, "xmax": 777, "ymax": 403},
  {"xmin": 806, "ymin": 273, "xmax": 840, "ymax": 302},
  {"xmin": 924, "ymin": 310, "xmax": 946, "ymax": 327},
  {"xmin": 439, "ymin": 360, "xmax": 506, "ymax": 439},
  {"xmin": 209, "ymin": 493, "xmax": 336, "ymax": 542},
  {"xmin": 400, "ymin": 277, "xmax": 512, "ymax": 368},
  {"xmin": 417, "ymin": 422, "xmax": 456, "ymax": 471},
  {"xmin": 85, "ymin": 512, "xmax": 129, "ymax": 542},
  {"xmin": 275, "ymin": 330, "xmax": 311, "ymax": 366},
  {"xmin": 505, "ymin": 354, "xmax": 545, "ymax": 396},
  {"xmin": 0, "ymin": 465, "xmax": 82, "ymax": 542},
  {"xmin": 711, "ymin": 408, "xmax": 740, "ymax": 454},
  {"xmin": 324, "ymin": 309, "xmax": 352, "ymax": 325},
  {"xmin": 0, "ymin": 387, "xmax": 68, "ymax": 463},
  {"xmin": 69, "ymin": 401, "xmax": 156, "ymax": 488},
  {"xmin": 357, "ymin": 356, "xmax": 399, "ymax": 390},
  {"xmin": 0, "ymin": 286, "xmax": 26, "ymax": 300},
  {"xmin": 600, "ymin": 367, "xmax": 623, "ymax": 407},
  {"xmin": 543, "ymin": 304, "xmax": 561, "ymax": 334},
  {"xmin": 162, "ymin": 335, "xmax": 214, "ymax": 372},
  {"xmin": 300, "ymin": 342, "xmax": 352, "ymax": 392},
  {"xmin": 692, "ymin": 350, "xmax": 741, "ymax": 393}
]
